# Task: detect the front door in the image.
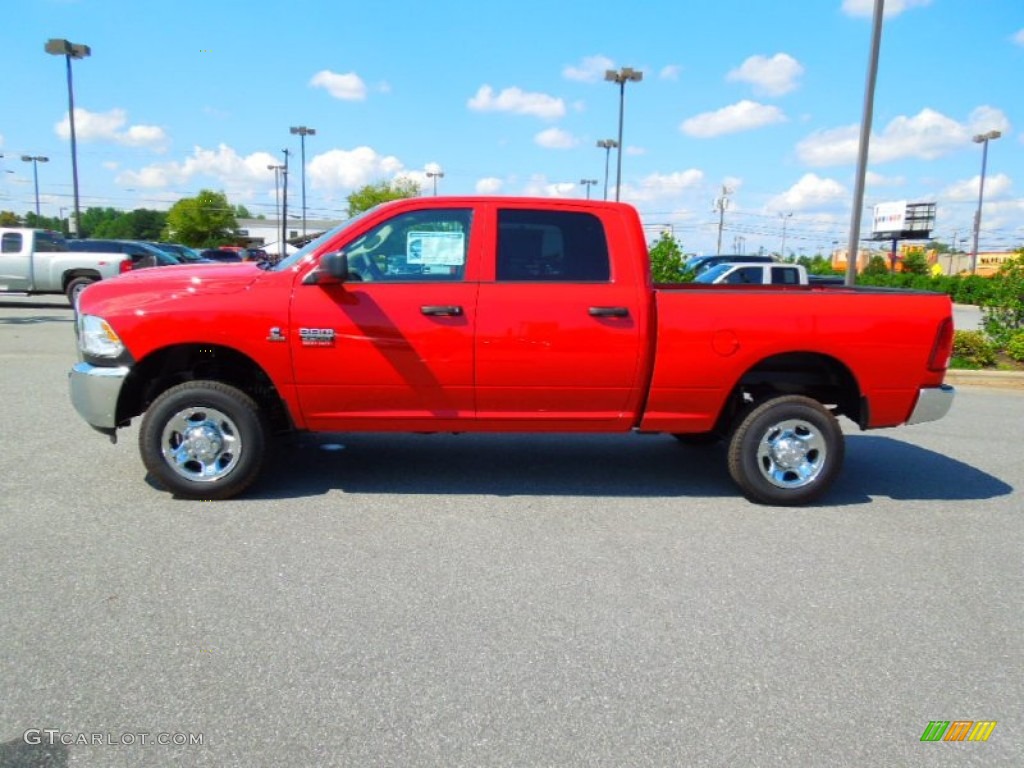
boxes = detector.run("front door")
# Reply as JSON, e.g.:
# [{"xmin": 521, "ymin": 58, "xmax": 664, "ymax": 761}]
[{"xmin": 290, "ymin": 207, "xmax": 479, "ymax": 432}]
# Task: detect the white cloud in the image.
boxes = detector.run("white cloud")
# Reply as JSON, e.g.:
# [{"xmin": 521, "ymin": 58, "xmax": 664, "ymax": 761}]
[
  {"xmin": 680, "ymin": 100, "xmax": 786, "ymax": 138},
  {"xmin": 767, "ymin": 173, "xmax": 847, "ymax": 212},
  {"xmin": 307, "ymin": 147, "xmax": 405, "ymax": 190},
  {"xmin": 476, "ymin": 177, "xmax": 503, "ymax": 194},
  {"xmin": 624, "ymin": 169, "xmax": 704, "ymax": 203},
  {"xmin": 797, "ymin": 107, "xmax": 1011, "ymax": 166},
  {"xmin": 966, "ymin": 105, "xmax": 1011, "ymax": 136},
  {"xmin": 942, "ymin": 173, "xmax": 1012, "ymax": 202},
  {"xmin": 562, "ymin": 55, "xmax": 615, "ymax": 83},
  {"xmin": 520, "ymin": 174, "xmax": 576, "ymax": 197},
  {"xmin": 310, "ymin": 70, "xmax": 367, "ymax": 101},
  {"xmin": 865, "ymin": 171, "xmax": 905, "ymax": 187},
  {"xmin": 534, "ymin": 127, "xmax": 579, "ymax": 149},
  {"xmin": 116, "ymin": 144, "xmax": 279, "ymax": 191},
  {"xmin": 467, "ymin": 85, "xmax": 566, "ymax": 120},
  {"xmin": 625, "ymin": 146, "xmax": 646, "ymax": 156},
  {"xmin": 727, "ymin": 53, "xmax": 804, "ymax": 96},
  {"xmin": 841, "ymin": 0, "xmax": 932, "ymax": 18},
  {"xmin": 1014, "ymin": 29, "xmax": 1024, "ymax": 46},
  {"xmin": 55, "ymin": 108, "xmax": 168, "ymax": 150},
  {"xmin": 659, "ymin": 65, "xmax": 681, "ymax": 81}
]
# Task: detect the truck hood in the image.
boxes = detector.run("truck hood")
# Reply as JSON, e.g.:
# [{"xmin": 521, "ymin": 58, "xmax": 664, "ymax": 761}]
[{"xmin": 79, "ymin": 263, "xmax": 265, "ymax": 316}]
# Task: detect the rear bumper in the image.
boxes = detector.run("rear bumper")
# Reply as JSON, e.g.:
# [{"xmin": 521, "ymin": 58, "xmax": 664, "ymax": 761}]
[
  {"xmin": 69, "ymin": 362, "xmax": 130, "ymax": 432},
  {"xmin": 907, "ymin": 384, "xmax": 955, "ymax": 425}
]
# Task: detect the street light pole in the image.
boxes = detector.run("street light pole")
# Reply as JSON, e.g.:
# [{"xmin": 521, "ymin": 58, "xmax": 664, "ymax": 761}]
[
  {"xmin": 267, "ymin": 164, "xmax": 284, "ymax": 253},
  {"xmin": 45, "ymin": 38, "xmax": 90, "ymax": 237},
  {"xmin": 970, "ymin": 129, "xmax": 1001, "ymax": 274},
  {"xmin": 426, "ymin": 170, "xmax": 444, "ymax": 196},
  {"xmin": 289, "ymin": 125, "xmax": 316, "ymax": 239},
  {"xmin": 604, "ymin": 67, "xmax": 643, "ymax": 202},
  {"xmin": 596, "ymin": 139, "xmax": 618, "ymax": 201},
  {"xmin": 281, "ymin": 149, "xmax": 290, "ymax": 258},
  {"xmin": 21, "ymin": 155, "xmax": 49, "ymax": 217},
  {"xmin": 779, "ymin": 212, "xmax": 793, "ymax": 259},
  {"xmin": 580, "ymin": 179, "xmax": 597, "ymax": 199}
]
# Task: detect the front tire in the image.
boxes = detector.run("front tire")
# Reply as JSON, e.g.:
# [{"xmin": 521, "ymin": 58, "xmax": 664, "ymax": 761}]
[
  {"xmin": 139, "ymin": 381, "xmax": 267, "ymax": 500},
  {"xmin": 727, "ymin": 395, "xmax": 843, "ymax": 506}
]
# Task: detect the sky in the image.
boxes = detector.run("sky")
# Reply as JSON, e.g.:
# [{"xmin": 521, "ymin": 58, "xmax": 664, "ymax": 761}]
[{"xmin": 1, "ymin": 0, "xmax": 1022, "ymax": 256}]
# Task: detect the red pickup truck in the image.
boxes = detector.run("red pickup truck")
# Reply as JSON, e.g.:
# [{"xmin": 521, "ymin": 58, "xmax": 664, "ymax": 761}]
[{"xmin": 69, "ymin": 197, "xmax": 954, "ymax": 505}]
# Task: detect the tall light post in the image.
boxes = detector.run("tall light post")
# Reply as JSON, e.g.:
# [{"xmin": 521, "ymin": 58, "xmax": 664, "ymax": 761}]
[
  {"xmin": 45, "ymin": 38, "xmax": 90, "ymax": 237},
  {"xmin": 580, "ymin": 179, "xmax": 597, "ymax": 199},
  {"xmin": 289, "ymin": 125, "xmax": 315, "ymax": 239},
  {"xmin": 267, "ymin": 164, "xmax": 284, "ymax": 251},
  {"xmin": 604, "ymin": 67, "xmax": 642, "ymax": 202},
  {"xmin": 426, "ymin": 170, "xmax": 444, "ymax": 196},
  {"xmin": 970, "ymin": 129, "xmax": 1001, "ymax": 274},
  {"xmin": 280, "ymin": 149, "xmax": 290, "ymax": 258},
  {"xmin": 596, "ymin": 139, "xmax": 617, "ymax": 201},
  {"xmin": 21, "ymin": 155, "xmax": 49, "ymax": 217},
  {"xmin": 779, "ymin": 212, "xmax": 793, "ymax": 259}
]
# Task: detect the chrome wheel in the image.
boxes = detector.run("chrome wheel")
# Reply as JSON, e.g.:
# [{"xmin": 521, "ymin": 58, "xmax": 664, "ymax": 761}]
[
  {"xmin": 755, "ymin": 418, "xmax": 827, "ymax": 489},
  {"xmin": 160, "ymin": 406, "xmax": 241, "ymax": 482}
]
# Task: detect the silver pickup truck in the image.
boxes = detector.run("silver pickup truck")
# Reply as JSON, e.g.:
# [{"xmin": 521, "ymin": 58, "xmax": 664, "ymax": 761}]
[{"xmin": 0, "ymin": 228, "xmax": 131, "ymax": 304}]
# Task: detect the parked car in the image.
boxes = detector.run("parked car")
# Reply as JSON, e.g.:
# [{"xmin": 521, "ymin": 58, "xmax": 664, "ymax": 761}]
[
  {"xmin": 0, "ymin": 227, "xmax": 131, "ymax": 304},
  {"xmin": 695, "ymin": 262, "xmax": 811, "ymax": 285},
  {"xmin": 147, "ymin": 242, "xmax": 211, "ymax": 264},
  {"xmin": 239, "ymin": 248, "xmax": 270, "ymax": 262},
  {"xmin": 68, "ymin": 239, "xmax": 178, "ymax": 269},
  {"xmin": 198, "ymin": 248, "xmax": 244, "ymax": 263},
  {"xmin": 683, "ymin": 253, "xmax": 775, "ymax": 277}
]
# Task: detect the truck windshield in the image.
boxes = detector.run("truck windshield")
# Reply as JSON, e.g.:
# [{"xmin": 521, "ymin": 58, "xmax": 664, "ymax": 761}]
[
  {"xmin": 273, "ymin": 208, "xmax": 375, "ymax": 271},
  {"xmin": 694, "ymin": 264, "xmax": 732, "ymax": 284}
]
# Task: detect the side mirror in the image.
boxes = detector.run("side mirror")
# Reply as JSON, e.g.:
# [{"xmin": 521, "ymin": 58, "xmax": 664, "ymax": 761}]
[{"xmin": 305, "ymin": 251, "xmax": 350, "ymax": 285}]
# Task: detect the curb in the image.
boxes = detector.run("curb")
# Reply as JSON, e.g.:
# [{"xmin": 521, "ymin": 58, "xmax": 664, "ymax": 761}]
[{"xmin": 944, "ymin": 369, "xmax": 1024, "ymax": 391}]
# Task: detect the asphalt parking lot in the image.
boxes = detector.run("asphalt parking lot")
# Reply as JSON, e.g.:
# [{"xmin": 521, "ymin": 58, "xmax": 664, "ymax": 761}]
[{"xmin": 1, "ymin": 297, "xmax": 1022, "ymax": 767}]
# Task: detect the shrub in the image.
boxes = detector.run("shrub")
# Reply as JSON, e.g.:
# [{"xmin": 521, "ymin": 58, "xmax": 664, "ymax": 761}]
[
  {"xmin": 951, "ymin": 330, "xmax": 997, "ymax": 369},
  {"xmin": 1006, "ymin": 331, "xmax": 1024, "ymax": 363},
  {"xmin": 981, "ymin": 253, "xmax": 1024, "ymax": 347}
]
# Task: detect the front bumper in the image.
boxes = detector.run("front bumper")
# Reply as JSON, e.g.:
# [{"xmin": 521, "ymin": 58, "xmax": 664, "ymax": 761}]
[
  {"xmin": 907, "ymin": 384, "xmax": 955, "ymax": 425},
  {"xmin": 69, "ymin": 362, "xmax": 130, "ymax": 433}
]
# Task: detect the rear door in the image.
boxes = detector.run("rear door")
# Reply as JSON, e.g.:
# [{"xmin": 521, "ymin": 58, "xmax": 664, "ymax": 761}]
[{"xmin": 474, "ymin": 204, "xmax": 646, "ymax": 429}]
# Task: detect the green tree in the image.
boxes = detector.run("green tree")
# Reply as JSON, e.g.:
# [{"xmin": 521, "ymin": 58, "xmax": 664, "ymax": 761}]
[
  {"xmin": 901, "ymin": 249, "xmax": 930, "ymax": 275},
  {"xmin": 862, "ymin": 255, "xmax": 890, "ymax": 276},
  {"xmin": 0, "ymin": 211, "xmax": 22, "ymax": 226},
  {"xmin": 346, "ymin": 178, "xmax": 421, "ymax": 217},
  {"xmin": 78, "ymin": 207, "xmax": 121, "ymax": 238},
  {"xmin": 982, "ymin": 251, "xmax": 1024, "ymax": 347},
  {"xmin": 234, "ymin": 204, "xmax": 253, "ymax": 219},
  {"xmin": 164, "ymin": 190, "xmax": 239, "ymax": 247},
  {"xmin": 647, "ymin": 232, "xmax": 690, "ymax": 283}
]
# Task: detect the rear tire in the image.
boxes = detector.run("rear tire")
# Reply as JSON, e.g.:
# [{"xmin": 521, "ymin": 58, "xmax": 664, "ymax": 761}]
[
  {"xmin": 727, "ymin": 395, "xmax": 843, "ymax": 506},
  {"xmin": 66, "ymin": 276, "xmax": 96, "ymax": 306},
  {"xmin": 139, "ymin": 380, "xmax": 267, "ymax": 500}
]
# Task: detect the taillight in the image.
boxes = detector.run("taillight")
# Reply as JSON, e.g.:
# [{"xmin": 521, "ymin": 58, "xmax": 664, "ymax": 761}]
[
  {"xmin": 119, "ymin": 258, "xmax": 133, "ymax": 274},
  {"xmin": 927, "ymin": 316, "xmax": 954, "ymax": 372}
]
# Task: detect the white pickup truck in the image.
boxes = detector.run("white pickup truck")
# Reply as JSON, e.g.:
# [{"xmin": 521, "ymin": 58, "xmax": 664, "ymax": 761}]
[
  {"xmin": 0, "ymin": 228, "xmax": 131, "ymax": 304},
  {"xmin": 694, "ymin": 262, "xmax": 844, "ymax": 286}
]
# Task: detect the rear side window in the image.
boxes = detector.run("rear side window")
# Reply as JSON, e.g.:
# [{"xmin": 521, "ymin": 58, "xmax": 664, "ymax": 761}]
[
  {"xmin": 497, "ymin": 209, "xmax": 610, "ymax": 281},
  {"xmin": 771, "ymin": 267, "xmax": 800, "ymax": 285},
  {"xmin": 2, "ymin": 232, "xmax": 22, "ymax": 253}
]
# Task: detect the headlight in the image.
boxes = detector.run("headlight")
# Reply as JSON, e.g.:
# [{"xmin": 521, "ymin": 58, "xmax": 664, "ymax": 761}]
[{"xmin": 77, "ymin": 314, "xmax": 125, "ymax": 358}]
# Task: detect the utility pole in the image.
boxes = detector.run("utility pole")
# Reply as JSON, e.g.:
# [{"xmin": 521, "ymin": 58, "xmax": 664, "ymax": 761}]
[
  {"xmin": 714, "ymin": 185, "xmax": 732, "ymax": 255},
  {"xmin": 779, "ymin": 212, "xmax": 793, "ymax": 259}
]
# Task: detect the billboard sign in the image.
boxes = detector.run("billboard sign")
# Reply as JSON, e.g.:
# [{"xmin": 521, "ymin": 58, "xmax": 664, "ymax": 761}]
[{"xmin": 872, "ymin": 201, "xmax": 907, "ymax": 235}]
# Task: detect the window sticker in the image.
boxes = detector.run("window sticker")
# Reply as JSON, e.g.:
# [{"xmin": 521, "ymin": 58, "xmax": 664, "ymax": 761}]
[{"xmin": 407, "ymin": 231, "xmax": 465, "ymax": 266}]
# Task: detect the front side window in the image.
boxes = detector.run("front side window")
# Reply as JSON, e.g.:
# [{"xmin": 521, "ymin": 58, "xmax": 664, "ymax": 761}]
[
  {"xmin": 343, "ymin": 208, "xmax": 471, "ymax": 282},
  {"xmin": 497, "ymin": 209, "xmax": 610, "ymax": 282}
]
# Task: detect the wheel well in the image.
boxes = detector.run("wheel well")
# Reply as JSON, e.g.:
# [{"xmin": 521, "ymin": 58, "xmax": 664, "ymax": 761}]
[
  {"xmin": 715, "ymin": 352, "xmax": 864, "ymax": 433},
  {"xmin": 116, "ymin": 344, "xmax": 292, "ymax": 433},
  {"xmin": 62, "ymin": 270, "xmax": 100, "ymax": 289}
]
